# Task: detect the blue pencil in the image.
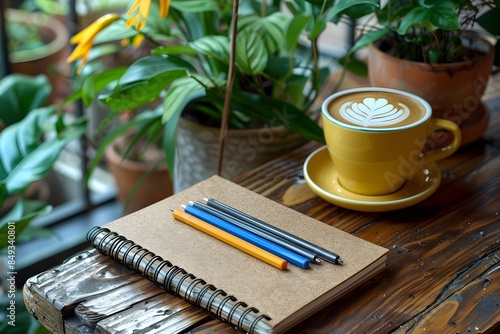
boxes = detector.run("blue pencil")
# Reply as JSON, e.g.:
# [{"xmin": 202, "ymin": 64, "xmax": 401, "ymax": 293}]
[{"xmin": 184, "ymin": 205, "xmax": 310, "ymax": 269}]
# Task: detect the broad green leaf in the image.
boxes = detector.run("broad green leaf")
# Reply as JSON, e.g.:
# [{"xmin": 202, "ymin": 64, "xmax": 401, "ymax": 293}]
[
  {"xmin": 0, "ymin": 200, "xmax": 52, "ymax": 249},
  {"xmin": 308, "ymin": 16, "xmax": 327, "ymax": 40},
  {"xmin": 235, "ymin": 29, "xmax": 268, "ymax": 75},
  {"xmin": 170, "ymin": 0, "xmax": 220, "ymax": 12},
  {"xmin": 325, "ymin": 0, "xmax": 379, "ymax": 21},
  {"xmin": 0, "ymin": 107, "xmax": 86, "ymax": 195},
  {"xmin": 230, "ymin": 91, "xmax": 325, "ymax": 143},
  {"xmin": 99, "ymin": 56, "xmax": 194, "ymax": 111},
  {"xmin": 396, "ymin": 7, "xmax": 431, "ymax": 35},
  {"xmin": 428, "ymin": 2, "xmax": 461, "ymax": 30},
  {"xmin": 153, "ymin": 44, "xmax": 198, "ymax": 56},
  {"xmin": 339, "ymin": 55, "xmax": 368, "ymax": 77},
  {"xmin": 163, "ymin": 89, "xmax": 208, "ymax": 180},
  {"xmin": 350, "ymin": 27, "xmax": 390, "ymax": 53},
  {"xmin": 477, "ymin": 7, "xmax": 500, "ymax": 36},
  {"xmin": 286, "ymin": 14, "xmax": 311, "ymax": 51},
  {"xmin": 161, "ymin": 75, "xmax": 225, "ymax": 123},
  {"xmin": 0, "ymin": 74, "xmax": 51, "ymax": 127},
  {"xmin": 188, "ymin": 36, "xmax": 230, "ymax": 63},
  {"xmin": 64, "ymin": 67, "xmax": 127, "ymax": 105},
  {"xmin": 238, "ymin": 12, "xmax": 290, "ymax": 54}
]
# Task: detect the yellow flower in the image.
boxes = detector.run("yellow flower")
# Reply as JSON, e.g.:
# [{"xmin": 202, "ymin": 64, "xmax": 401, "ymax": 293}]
[
  {"xmin": 67, "ymin": 13, "xmax": 120, "ymax": 74},
  {"xmin": 126, "ymin": 0, "xmax": 171, "ymax": 30},
  {"xmin": 120, "ymin": 34, "xmax": 145, "ymax": 48}
]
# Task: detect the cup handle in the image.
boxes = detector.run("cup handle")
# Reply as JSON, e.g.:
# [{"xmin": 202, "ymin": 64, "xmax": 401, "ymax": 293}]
[{"xmin": 408, "ymin": 118, "xmax": 462, "ymax": 180}]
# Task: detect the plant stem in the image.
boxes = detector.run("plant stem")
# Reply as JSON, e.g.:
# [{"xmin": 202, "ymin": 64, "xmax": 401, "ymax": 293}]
[{"xmin": 217, "ymin": 0, "xmax": 239, "ymax": 176}]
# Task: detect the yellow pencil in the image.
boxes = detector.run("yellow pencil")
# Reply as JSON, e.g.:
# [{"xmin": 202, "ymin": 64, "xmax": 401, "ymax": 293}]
[{"xmin": 172, "ymin": 209, "xmax": 288, "ymax": 270}]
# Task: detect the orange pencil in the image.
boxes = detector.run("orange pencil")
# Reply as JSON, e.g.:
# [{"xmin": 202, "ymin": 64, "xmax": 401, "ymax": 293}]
[{"xmin": 172, "ymin": 209, "xmax": 288, "ymax": 270}]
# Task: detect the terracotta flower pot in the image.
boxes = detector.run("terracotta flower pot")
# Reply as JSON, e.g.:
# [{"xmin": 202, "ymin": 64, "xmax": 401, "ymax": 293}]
[
  {"xmin": 174, "ymin": 117, "xmax": 308, "ymax": 193},
  {"xmin": 8, "ymin": 9, "xmax": 70, "ymax": 104},
  {"xmin": 105, "ymin": 133, "xmax": 173, "ymax": 214},
  {"xmin": 368, "ymin": 33, "xmax": 495, "ymax": 146}
]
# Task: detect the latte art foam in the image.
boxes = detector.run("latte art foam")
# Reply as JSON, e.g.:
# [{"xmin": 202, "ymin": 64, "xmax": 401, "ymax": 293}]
[
  {"xmin": 339, "ymin": 98, "xmax": 410, "ymax": 127},
  {"xmin": 328, "ymin": 91, "xmax": 426, "ymax": 129}
]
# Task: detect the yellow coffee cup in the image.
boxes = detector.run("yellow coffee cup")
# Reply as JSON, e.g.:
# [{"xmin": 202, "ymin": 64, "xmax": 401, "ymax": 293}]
[{"xmin": 321, "ymin": 87, "xmax": 461, "ymax": 196}]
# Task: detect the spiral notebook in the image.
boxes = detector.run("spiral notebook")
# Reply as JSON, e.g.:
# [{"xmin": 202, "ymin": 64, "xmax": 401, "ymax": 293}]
[{"xmin": 87, "ymin": 176, "xmax": 388, "ymax": 333}]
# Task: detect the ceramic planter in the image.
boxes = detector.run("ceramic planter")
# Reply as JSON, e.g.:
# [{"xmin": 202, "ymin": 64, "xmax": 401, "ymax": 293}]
[
  {"xmin": 174, "ymin": 117, "xmax": 307, "ymax": 193},
  {"xmin": 105, "ymin": 133, "xmax": 173, "ymax": 214},
  {"xmin": 7, "ymin": 9, "xmax": 69, "ymax": 104},
  {"xmin": 368, "ymin": 33, "xmax": 495, "ymax": 146}
]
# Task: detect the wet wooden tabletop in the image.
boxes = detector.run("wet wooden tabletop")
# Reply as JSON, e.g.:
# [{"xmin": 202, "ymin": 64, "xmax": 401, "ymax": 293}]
[{"xmin": 24, "ymin": 78, "xmax": 500, "ymax": 333}]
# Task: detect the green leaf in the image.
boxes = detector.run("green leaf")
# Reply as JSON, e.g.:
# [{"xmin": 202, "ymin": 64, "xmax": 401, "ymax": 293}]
[
  {"xmin": 238, "ymin": 12, "xmax": 290, "ymax": 54},
  {"xmin": 163, "ymin": 89, "xmax": 208, "ymax": 180},
  {"xmin": 308, "ymin": 16, "xmax": 327, "ymax": 40},
  {"xmin": 325, "ymin": 0, "xmax": 379, "ymax": 21},
  {"xmin": 350, "ymin": 27, "xmax": 390, "ymax": 53},
  {"xmin": 64, "ymin": 67, "xmax": 127, "ymax": 106},
  {"xmin": 170, "ymin": 0, "xmax": 220, "ymax": 12},
  {"xmin": 188, "ymin": 36, "xmax": 230, "ymax": 63},
  {"xmin": 0, "ymin": 200, "xmax": 52, "ymax": 249},
  {"xmin": 235, "ymin": 29, "xmax": 268, "ymax": 75},
  {"xmin": 339, "ymin": 55, "xmax": 368, "ymax": 77},
  {"xmin": 286, "ymin": 14, "xmax": 311, "ymax": 51},
  {"xmin": 396, "ymin": 2, "xmax": 460, "ymax": 34},
  {"xmin": 99, "ymin": 56, "xmax": 194, "ymax": 111},
  {"xmin": 231, "ymin": 91, "xmax": 325, "ymax": 143},
  {"xmin": 428, "ymin": 2, "xmax": 461, "ymax": 30},
  {"xmin": 0, "ymin": 74, "xmax": 51, "ymax": 127},
  {"xmin": 396, "ymin": 6, "xmax": 431, "ymax": 35},
  {"xmin": 428, "ymin": 48, "xmax": 441, "ymax": 64},
  {"xmin": 0, "ymin": 107, "xmax": 86, "ymax": 195},
  {"xmin": 162, "ymin": 75, "xmax": 224, "ymax": 123},
  {"xmin": 477, "ymin": 7, "xmax": 500, "ymax": 36}
]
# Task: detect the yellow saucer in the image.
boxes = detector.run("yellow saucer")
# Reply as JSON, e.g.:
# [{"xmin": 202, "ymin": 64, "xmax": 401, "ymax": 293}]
[{"xmin": 303, "ymin": 146, "xmax": 441, "ymax": 212}]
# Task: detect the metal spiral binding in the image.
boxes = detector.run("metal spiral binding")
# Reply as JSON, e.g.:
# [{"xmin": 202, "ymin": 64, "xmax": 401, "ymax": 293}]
[
  {"xmin": 143, "ymin": 255, "xmax": 163, "ymax": 279},
  {"xmin": 175, "ymin": 273, "xmax": 195, "ymax": 296},
  {"xmin": 206, "ymin": 289, "xmax": 227, "ymax": 319},
  {"xmin": 86, "ymin": 226, "xmax": 271, "ymax": 334},
  {"xmin": 195, "ymin": 284, "xmax": 216, "ymax": 307},
  {"xmin": 217, "ymin": 295, "xmax": 237, "ymax": 322},
  {"xmin": 227, "ymin": 301, "xmax": 247, "ymax": 325},
  {"xmin": 185, "ymin": 278, "xmax": 206, "ymax": 302}
]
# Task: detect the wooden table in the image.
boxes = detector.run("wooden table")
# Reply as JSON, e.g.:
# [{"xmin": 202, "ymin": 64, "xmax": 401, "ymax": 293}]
[{"xmin": 24, "ymin": 87, "xmax": 499, "ymax": 333}]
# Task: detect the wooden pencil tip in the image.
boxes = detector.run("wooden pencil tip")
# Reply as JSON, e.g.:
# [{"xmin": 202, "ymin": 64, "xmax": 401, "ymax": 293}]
[
  {"xmin": 188, "ymin": 200, "xmax": 194, "ymax": 205},
  {"xmin": 203, "ymin": 197, "xmax": 209, "ymax": 202},
  {"xmin": 181, "ymin": 204, "xmax": 187, "ymax": 209}
]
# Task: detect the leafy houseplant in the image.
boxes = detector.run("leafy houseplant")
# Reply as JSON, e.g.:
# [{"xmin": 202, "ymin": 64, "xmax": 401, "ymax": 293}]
[
  {"xmin": 66, "ymin": 0, "xmax": 377, "ymax": 192},
  {"xmin": 341, "ymin": 0, "xmax": 499, "ymax": 145}
]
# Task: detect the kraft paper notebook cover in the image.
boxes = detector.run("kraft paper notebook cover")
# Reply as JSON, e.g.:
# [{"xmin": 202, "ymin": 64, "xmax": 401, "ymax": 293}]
[{"xmin": 88, "ymin": 176, "xmax": 388, "ymax": 334}]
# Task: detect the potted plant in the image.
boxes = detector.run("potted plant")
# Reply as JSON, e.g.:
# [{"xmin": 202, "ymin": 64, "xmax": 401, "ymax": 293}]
[
  {"xmin": 5, "ymin": 8, "xmax": 70, "ymax": 104},
  {"xmin": 66, "ymin": 0, "xmax": 374, "ymax": 194},
  {"xmin": 341, "ymin": 0, "xmax": 499, "ymax": 146}
]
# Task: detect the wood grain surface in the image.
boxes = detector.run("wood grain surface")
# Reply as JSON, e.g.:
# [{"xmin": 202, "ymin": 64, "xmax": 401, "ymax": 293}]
[{"xmin": 23, "ymin": 77, "xmax": 500, "ymax": 333}]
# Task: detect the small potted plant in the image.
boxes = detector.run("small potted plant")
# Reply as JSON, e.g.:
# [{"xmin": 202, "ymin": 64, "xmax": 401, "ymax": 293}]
[{"xmin": 341, "ymin": 0, "xmax": 499, "ymax": 146}]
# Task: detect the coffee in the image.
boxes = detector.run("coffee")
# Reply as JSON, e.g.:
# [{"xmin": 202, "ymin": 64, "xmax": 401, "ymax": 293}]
[{"xmin": 328, "ymin": 91, "xmax": 427, "ymax": 129}]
